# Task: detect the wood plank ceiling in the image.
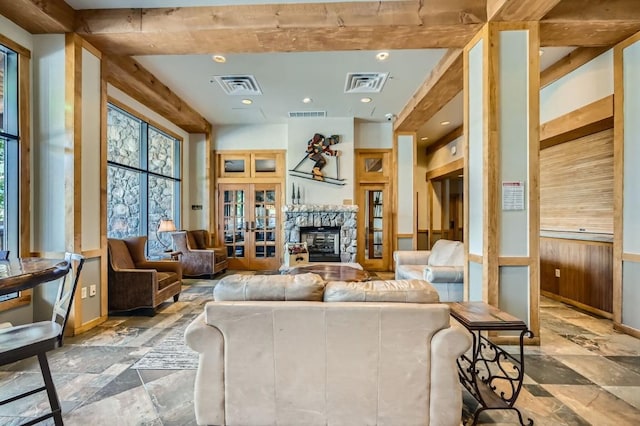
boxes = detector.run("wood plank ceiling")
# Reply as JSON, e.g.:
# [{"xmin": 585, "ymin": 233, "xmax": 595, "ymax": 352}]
[{"xmin": 2, "ymin": 0, "xmax": 640, "ymax": 134}]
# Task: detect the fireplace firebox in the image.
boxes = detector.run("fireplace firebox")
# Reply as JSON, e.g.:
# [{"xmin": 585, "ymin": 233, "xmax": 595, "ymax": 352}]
[{"xmin": 299, "ymin": 226, "xmax": 340, "ymax": 262}]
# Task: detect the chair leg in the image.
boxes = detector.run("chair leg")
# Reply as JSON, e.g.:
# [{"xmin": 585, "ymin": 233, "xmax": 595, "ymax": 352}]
[
  {"xmin": 38, "ymin": 353, "xmax": 63, "ymax": 426},
  {"xmin": 173, "ymin": 293, "xmax": 180, "ymax": 302}
]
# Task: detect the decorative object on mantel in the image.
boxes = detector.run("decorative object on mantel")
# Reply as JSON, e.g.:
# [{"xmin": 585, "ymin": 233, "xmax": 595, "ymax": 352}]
[
  {"xmin": 289, "ymin": 133, "xmax": 346, "ymax": 186},
  {"xmin": 291, "ymin": 182, "xmax": 304, "ymax": 204}
]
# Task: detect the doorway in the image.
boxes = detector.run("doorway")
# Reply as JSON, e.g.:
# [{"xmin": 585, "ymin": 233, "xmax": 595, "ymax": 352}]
[
  {"xmin": 218, "ymin": 183, "xmax": 281, "ymax": 270},
  {"xmin": 427, "ymin": 168, "xmax": 463, "ymax": 248}
]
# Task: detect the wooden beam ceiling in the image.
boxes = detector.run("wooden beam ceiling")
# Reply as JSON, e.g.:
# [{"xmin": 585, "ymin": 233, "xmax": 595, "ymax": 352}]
[
  {"xmin": 75, "ymin": 1, "xmax": 486, "ymax": 55},
  {"xmin": 394, "ymin": 49, "xmax": 463, "ymax": 133},
  {"xmin": 0, "ymin": 0, "xmax": 75, "ymax": 33},
  {"xmin": 487, "ymin": 0, "xmax": 562, "ymax": 21},
  {"xmin": 540, "ymin": 46, "xmax": 610, "ymax": 88},
  {"xmin": 103, "ymin": 55, "xmax": 210, "ymax": 133}
]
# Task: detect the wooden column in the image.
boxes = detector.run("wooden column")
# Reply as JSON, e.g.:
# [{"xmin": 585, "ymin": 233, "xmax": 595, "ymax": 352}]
[
  {"xmin": 613, "ymin": 31, "xmax": 640, "ymax": 339},
  {"xmin": 464, "ymin": 23, "xmax": 540, "ymax": 344}
]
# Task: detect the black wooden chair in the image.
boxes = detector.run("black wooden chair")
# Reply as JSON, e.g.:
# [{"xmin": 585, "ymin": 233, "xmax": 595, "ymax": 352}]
[
  {"xmin": 0, "ymin": 250, "xmax": 9, "ymax": 260},
  {"xmin": 0, "ymin": 252, "xmax": 85, "ymax": 425}
]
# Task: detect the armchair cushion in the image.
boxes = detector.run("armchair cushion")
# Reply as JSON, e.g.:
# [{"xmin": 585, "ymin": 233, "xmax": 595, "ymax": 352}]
[{"xmin": 427, "ymin": 239, "xmax": 464, "ymax": 267}]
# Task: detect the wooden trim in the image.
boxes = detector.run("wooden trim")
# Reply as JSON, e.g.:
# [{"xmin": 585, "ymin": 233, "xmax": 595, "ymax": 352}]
[
  {"xmin": 425, "ymin": 126, "xmax": 463, "ymax": 156},
  {"xmin": 542, "ymin": 291, "xmax": 614, "ymax": 320},
  {"xmin": 540, "ymin": 47, "xmax": 610, "ymax": 88},
  {"xmin": 0, "ymin": 34, "xmax": 31, "ymax": 58},
  {"xmin": 100, "ymin": 60, "xmax": 109, "ymax": 318},
  {"xmin": 614, "ymin": 322, "xmax": 640, "ymax": 339},
  {"xmin": 540, "ymin": 95, "xmax": 614, "ymax": 149},
  {"xmin": 392, "ymin": 132, "xmax": 399, "ymax": 254},
  {"xmin": 0, "ymin": 0, "xmax": 75, "ymax": 34},
  {"xmin": 65, "ymin": 33, "xmax": 83, "ymax": 331},
  {"xmin": 107, "ymin": 96, "xmax": 185, "ymax": 142},
  {"xmin": 468, "ymin": 253, "xmax": 483, "ymax": 263},
  {"xmin": 73, "ymin": 315, "xmax": 108, "ymax": 335},
  {"xmin": 622, "ymin": 253, "xmax": 640, "ymax": 263},
  {"xmin": 396, "ymin": 233, "xmax": 414, "ymax": 239},
  {"xmin": 0, "ymin": 290, "xmax": 32, "ymax": 313},
  {"xmin": 613, "ymin": 41, "xmax": 624, "ymax": 326},
  {"xmin": 490, "ymin": 335, "xmax": 540, "ymax": 346},
  {"xmin": 103, "ymin": 55, "xmax": 209, "ymax": 133},
  {"xmin": 612, "ymin": 26, "xmax": 640, "ymax": 51},
  {"xmin": 81, "ymin": 248, "xmax": 103, "ymax": 258},
  {"xmin": 426, "ymin": 158, "xmax": 464, "ymax": 181},
  {"xmin": 18, "ymin": 50, "xmax": 31, "ymax": 257},
  {"xmin": 542, "ymin": 237, "xmax": 613, "ymax": 247},
  {"xmin": 527, "ymin": 21, "xmax": 542, "ymax": 347},
  {"xmin": 81, "ymin": 37, "xmax": 103, "ymax": 59},
  {"xmin": 498, "ymin": 257, "xmax": 531, "ymax": 266}
]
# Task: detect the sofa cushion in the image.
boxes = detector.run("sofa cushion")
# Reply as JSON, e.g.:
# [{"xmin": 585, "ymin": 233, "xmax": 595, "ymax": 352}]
[
  {"xmin": 214, "ymin": 273, "xmax": 325, "ymax": 301},
  {"xmin": 324, "ymin": 279, "xmax": 440, "ymax": 303},
  {"xmin": 427, "ymin": 239, "xmax": 464, "ymax": 267},
  {"xmin": 395, "ymin": 264, "xmax": 425, "ymax": 281},
  {"xmin": 424, "ymin": 266, "xmax": 464, "ymax": 283},
  {"xmin": 157, "ymin": 272, "xmax": 179, "ymax": 290}
]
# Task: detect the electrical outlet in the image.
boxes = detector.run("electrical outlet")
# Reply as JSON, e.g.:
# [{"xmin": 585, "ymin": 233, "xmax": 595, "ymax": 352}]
[
  {"xmin": 555, "ymin": 269, "xmax": 561, "ymax": 278},
  {"xmin": 81, "ymin": 287, "xmax": 87, "ymax": 299},
  {"xmin": 89, "ymin": 284, "xmax": 97, "ymax": 297}
]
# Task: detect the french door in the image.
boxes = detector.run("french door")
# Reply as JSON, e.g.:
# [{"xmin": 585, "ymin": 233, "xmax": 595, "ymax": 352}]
[{"xmin": 218, "ymin": 183, "xmax": 281, "ymax": 270}]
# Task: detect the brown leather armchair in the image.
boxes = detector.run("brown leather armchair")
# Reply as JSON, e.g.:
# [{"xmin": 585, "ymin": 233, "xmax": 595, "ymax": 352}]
[
  {"xmin": 171, "ymin": 230, "xmax": 228, "ymax": 277},
  {"xmin": 107, "ymin": 236, "xmax": 182, "ymax": 314}
]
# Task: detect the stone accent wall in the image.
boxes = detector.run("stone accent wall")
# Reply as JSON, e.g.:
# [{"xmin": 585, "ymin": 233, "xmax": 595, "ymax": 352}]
[
  {"xmin": 283, "ymin": 204, "xmax": 358, "ymax": 263},
  {"xmin": 106, "ymin": 107, "xmax": 178, "ymax": 255}
]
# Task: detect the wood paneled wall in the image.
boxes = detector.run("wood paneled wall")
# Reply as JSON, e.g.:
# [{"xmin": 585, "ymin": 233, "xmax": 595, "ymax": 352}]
[
  {"xmin": 540, "ymin": 237, "xmax": 613, "ymax": 316},
  {"xmin": 540, "ymin": 129, "xmax": 613, "ymax": 233}
]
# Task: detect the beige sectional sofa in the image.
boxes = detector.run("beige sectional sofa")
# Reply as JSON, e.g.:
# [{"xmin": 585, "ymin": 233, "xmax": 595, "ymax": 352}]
[
  {"xmin": 184, "ymin": 273, "xmax": 471, "ymax": 426},
  {"xmin": 394, "ymin": 239, "xmax": 465, "ymax": 302}
]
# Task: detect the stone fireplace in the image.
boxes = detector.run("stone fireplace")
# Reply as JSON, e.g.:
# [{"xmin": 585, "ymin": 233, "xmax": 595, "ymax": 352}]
[{"xmin": 283, "ymin": 204, "xmax": 358, "ymax": 263}]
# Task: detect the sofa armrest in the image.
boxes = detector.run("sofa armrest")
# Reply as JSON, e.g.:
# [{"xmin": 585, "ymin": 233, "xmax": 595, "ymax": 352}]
[
  {"xmin": 424, "ymin": 266, "xmax": 464, "ymax": 283},
  {"xmin": 393, "ymin": 250, "xmax": 431, "ymax": 266},
  {"xmin": 430, "ymin": 324, "xmax": 472, "ymax": 426},
  {"xmin": 184, "ymin": 312, "xmax": 225, "ymax": 426}
]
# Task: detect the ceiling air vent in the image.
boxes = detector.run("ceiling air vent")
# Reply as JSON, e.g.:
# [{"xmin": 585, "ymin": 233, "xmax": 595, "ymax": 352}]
[
  {"xmin": 344, "ymin": 72, "xmax": 389, "ymax": 93},
  {"xmin": 212, "ymin": 75, "xmax": 262, "ymax": 95},
  {"xmin": 288, "ymin": 111, "xmax": 327, "ymax": 118}
]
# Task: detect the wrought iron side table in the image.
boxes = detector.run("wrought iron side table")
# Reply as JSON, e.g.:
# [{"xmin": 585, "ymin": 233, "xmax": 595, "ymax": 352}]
[{"xmin": 448, "ymin": 301, "xmax": 534, "ymax": 426}]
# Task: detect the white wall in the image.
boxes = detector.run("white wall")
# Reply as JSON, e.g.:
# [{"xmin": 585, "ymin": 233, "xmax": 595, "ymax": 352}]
[
  {"xmin": 397, "ymin": 134, "xmax": 415, "ymax": 235},
  {"xmin": 426, "ymin": 136, "xmax": 464, "ymax": 170},
  {"xmin": 32, "ymin": 34, "xmax": 66, "ymax": 253},
  {"xmin": 355, "ymin": 122, "xmax": 393, "ymax": 149},
  {"xmin": 540, "ymin": 49, "xmax": 613, "ymax": 123},
  {"xmin": 0, "ymin": 15, "xmax": 33, "ymax": 51},
  {"xmin": 187, "ymin": 133, "xmax": 209, "ymax": 230},
  {"xmin": 214, "ymin": 124, "xmax": 287, "ymax": 151}
]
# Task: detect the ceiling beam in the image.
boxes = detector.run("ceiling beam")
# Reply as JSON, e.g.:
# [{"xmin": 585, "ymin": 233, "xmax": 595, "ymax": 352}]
[
  {"xmin": 75, "ymin": 1, "xmax": 486, "ymax": 55},
  {"xmin": 103, "ymin": 55, "xmax": 210, "ymax": 133},
  {"xmin": 540, "ymin": 0, "xmax": 640, "ymax": 46},
  {"xmin": 0, "ymin": 0, "xmax": 75, "ymax": 33},
  {"xmin": 487, "ymin": 0, "xmax": 562, "ymax": 21},
  {"xmin": 394, "ymin": 49, "xmax": 463, "ymax": 133},
  {"xmin": 540, "ymin": 46, "xmax": 610, "ymax": 88}
]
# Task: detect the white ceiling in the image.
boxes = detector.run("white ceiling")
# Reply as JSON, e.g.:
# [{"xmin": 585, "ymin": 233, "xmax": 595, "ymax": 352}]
[{"xmin": 65, "ymin": 0, "xmax": 577, "ymax": 144}]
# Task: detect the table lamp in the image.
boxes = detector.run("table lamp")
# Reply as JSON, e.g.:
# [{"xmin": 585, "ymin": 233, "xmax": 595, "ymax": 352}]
[{"xmin": 156, "ymin": 219, "xmax": 176, "ymax": 251}]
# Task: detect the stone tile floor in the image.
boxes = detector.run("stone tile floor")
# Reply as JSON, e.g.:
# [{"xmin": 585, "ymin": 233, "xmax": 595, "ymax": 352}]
[{"xmin": 0, "ymin": 271, "xmax": 638, "ymax": 425}]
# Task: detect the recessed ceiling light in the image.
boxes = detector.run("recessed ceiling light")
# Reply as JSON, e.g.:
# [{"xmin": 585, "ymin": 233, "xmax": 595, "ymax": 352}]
[
  {"xmin": 360, "ymin": 97, "xmax": 372, "ymax": 103},
  {"xmin": 376, "ymin": 52, "xmax": 389, "ymax": 61},
  {"xmin": 212, "ymin": 55, "xmax": 226, "ymax": 63},
  {"xmin": 241, "ymin": 99, "xmax": 253, "ymax": 105},
  {"xmin": 420, "ymin": 136, "xmax": 429, "ymax": 141},
  {"xmin": 440, "ymin": 120, "xmax": 450, "ymax": 126},
  {"xmin": 302, "ymin": 97, "xmax": 312, "ymax": 104}
]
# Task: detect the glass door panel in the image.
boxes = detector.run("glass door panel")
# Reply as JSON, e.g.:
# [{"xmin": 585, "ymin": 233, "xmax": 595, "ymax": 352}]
[
  {"xmin": 366, "ymin": 190, "xmax": 384, "ymax": 260},
  {"xmin": 221, "ymin": 187, "xmax": 248, "ymax": 268}
]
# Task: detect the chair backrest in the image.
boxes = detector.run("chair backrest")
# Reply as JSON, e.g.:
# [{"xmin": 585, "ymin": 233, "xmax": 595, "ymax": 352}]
[
  {"xmin": 123, "ymin": 236, "xmax": 148, "ymax": 264},
  {"xmin": 52, "ymin": 252, "xmax": 85, "ymax": 336},
  {"xmin": 188, "ymin": 230, "xmax": 209, "ymax": 249},
  {"xmin": 171, "ymin": 231, "xmax": 189, "ymax": 252},
  {"xmin": 0, "ymin": 250, "xmax": 9, "ymax": 260},
  {"xmin": 107, "ymin": 239, "xmax": 136, "ymax": 270}
]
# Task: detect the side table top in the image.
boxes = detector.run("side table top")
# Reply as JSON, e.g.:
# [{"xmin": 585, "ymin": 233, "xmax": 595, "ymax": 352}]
[
  {"xmin": 287, "ymin": 264, "xmax": 370, "ymax": 282},
  {"xmin": 448, "ymin": 301, "xmax": 527, "ymax": 331}
]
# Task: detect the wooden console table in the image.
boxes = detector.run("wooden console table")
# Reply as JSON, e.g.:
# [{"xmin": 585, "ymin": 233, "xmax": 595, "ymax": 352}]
[{"xmin": 448, "ymin": 302, "xmax": 534, "ymax": 426}]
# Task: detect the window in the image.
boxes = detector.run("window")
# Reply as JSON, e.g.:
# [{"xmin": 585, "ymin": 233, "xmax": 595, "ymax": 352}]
[
  {"xmin": 0, "ymin": 45, "xmax": 20, "ymax": 302},
  {"xmin": 106, "ymin": 104, "xmax": 181, "ymax": 256}
]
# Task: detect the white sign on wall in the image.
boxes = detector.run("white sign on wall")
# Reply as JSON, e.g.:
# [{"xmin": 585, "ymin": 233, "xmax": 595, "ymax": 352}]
[{"xmin": 502, "ymin": 181, "xmax": 525, "ymax": 211}]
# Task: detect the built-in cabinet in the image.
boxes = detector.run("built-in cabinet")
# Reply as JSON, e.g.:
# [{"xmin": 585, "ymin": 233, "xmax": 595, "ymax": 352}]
[
  {"xmin": 355, "ymin": 149, "xmax": 392, "ymax": 271},
  {"xmin": 215, "ymin": 150, "xmax": 285, "ymax": 270}
]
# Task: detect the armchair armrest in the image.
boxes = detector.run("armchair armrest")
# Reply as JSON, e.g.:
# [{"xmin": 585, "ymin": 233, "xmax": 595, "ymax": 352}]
[
  {"xmin": 136, "ymin": 260, "xmax": 182, "ymax": 276},
  {"xmin": 424, "ymin": 266, "xmax": 464, "ymax": 283},
  {"xmin": 393, "ymin": 250, "xmax": 432, "ymax": 266}
]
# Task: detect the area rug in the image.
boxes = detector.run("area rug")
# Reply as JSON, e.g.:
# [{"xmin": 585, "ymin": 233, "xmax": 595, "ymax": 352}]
[{"xmin": 130, "ymin": 324, "xmax": 199, "ymax": 370}]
